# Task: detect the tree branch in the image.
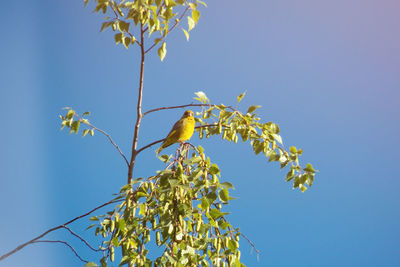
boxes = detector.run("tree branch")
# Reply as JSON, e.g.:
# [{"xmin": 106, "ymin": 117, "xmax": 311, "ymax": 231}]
[
  {"xmin": 240, "ymin": 233, "xmax": 260, "ymax": 256},
  {"xmin": 135, "ymin": 125, "xmax": 222, "ymax": 155},
  {"xmin": 143, "ymin": 103, "xmax": 235, "ymax": 116},
  {"xmin": 0, "ymin": 198, "xmax": 121, "ymax": 262},
  {"xmin": 33, "ymin": 240, "xmax": 89, "ymax": 263},
  {"xmin": 127, "ymin": 24, "xmax": 146, "ymax": 185},
  {"xmin": 143, "ymin": 103, "xmax": 209, "ymax": 116},
  {"xmin": 144, "ymin": 5, "xmax": 191, "ymax": 54},
  {"xmin": 136, "ymin": 138, "xmax": 165, "ymax": 155},
  {"xmin": 81, "ymin": 118, "xmax": 129, "ymax": 167},
  {"xmin": 109, "ymin": 3, "xmax": 142, "ymax": 47},
  {"xmin": 62, "ymin": 226, "xmax": 105, "ymax": 252}
]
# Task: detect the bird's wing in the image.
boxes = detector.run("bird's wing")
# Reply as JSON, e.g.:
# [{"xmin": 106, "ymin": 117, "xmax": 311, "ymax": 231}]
[{"xmin": 166, "ymin": 118, "xmax": 184, "ymax": 139}]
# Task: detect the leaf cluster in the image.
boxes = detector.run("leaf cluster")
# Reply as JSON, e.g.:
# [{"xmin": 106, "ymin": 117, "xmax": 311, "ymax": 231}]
[
  {"xmin": 59, "ymin": 108, "xmax": 94, "ymax": 137},
  {"xmin": 85, "ymin": 0, "xmax": 206, "ymax": 60},
  {"xmin": 86, "ymin": 146, "xmax": 243, "ymax": 266},
  {"xmin": 193, "ymin": 92, "xmax": 318, "ymax": 192}
]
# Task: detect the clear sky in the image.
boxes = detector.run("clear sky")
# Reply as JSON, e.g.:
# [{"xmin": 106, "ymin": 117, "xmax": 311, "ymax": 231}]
[{"xmin": 1, "ymin": 0, "xmax": 399, "ymax": 266}]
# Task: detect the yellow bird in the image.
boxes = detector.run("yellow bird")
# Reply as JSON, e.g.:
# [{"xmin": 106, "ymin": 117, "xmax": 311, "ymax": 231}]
[{"xmin": 156, "ymin": 110, "xmax": 195, "ymax": 155}]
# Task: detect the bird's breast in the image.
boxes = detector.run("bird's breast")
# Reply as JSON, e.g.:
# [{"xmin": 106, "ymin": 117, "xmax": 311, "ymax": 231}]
[{"xmin": 178, "ymin": 118, "xmax": 195, "ymax": 141}]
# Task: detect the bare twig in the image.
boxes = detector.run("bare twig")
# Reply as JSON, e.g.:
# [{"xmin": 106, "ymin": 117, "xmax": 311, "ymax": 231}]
[
  {"xmin": 62, "ymin": 226, "xmax": 105, "ymax": 252},
  {"xmin": 144, "ymin": 5, "xmax": 191, "ymax": 54},
  {"xmin": 81, "ymin": 118, "xmax": 129, "ymax": 167},
  {"xmin": 240, "ymin": 233, "xmax": 260, "ymax": 255},
  {"xmin": 143, "ymin": 103, "xmax": 235, "ymax": 116},
  {"xmin": 33, "ymin": 240, "xmax": 88, "ymax": 263},
  {"xmin": 136, "ymin": 138, "xmax": 165, "ymax": 155},
  {"xmin": 135, "ymin": 124, "xmax": 221, "ymax": 155},
  {"xmin": 0, "ymin": 198, "xmax": 121, "ymax": 262},
  {"xmin": 143, "ymin": 103, "xmax": 210, "ymax": 116}
]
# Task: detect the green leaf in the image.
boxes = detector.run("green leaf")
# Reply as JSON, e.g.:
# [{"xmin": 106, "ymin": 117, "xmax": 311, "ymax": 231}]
[
  {"xmin": 305, "ymin": 173, "xmax": 314, "ymax": 186},
  {"xmin": 290, "ymin": 146, "xmax": 297, "ymax": 154},
  {"xmin": 158, "ymin": 42, "xmax": 167, "ymax": 61},
  {"xmin": 247, "ymin": 105, "xmax": 261, "ymax": 114},
  {"xmin": 219, "ymin": 189, "xmax": 229, "ymax": 202},
  {"xmin": 201, "ymin": 197, "xmax": 210, "ymax": 210},
  {"xmin": 237, "ymin": 91, "xmax": 246, "ymax": 103},
  {"xmin": 66, "ymin": 109, "xmax": 75, "ymax": 120},
  {"xmin": 90, "ymin": 129, "xmax": 95, "ymax": 136},
  {"xmin": 220, "ymin": 221, "xmax": 230, "ymax": 230},
  {"xmin": 299, "ymin": 184, "xmax": 308, "ymax": 192},
  {"xmin": 191, "ymin": 9, "xmax": 200, "ymax": 24},
  {"xmin": 197, "ymin": 0, "xmax": 207, "ymax": 7},
  {"xmin": 158, "ymin": 154, "xmax": 171, "ymax": 163},
  {"xmin": 120, "ymin": 256, "xmax": 130, "ymax": 265},
  {"xmin": 117, "ymin": 20, "xmax": 130, "ymax": 32},
  {"xmin": 82, "ymin": 111, "xmax": 90, "ymax": 116},
  {"xmin": 89, "ymin": 216, "xmax": 99, "ymax": 221},
  {"xmin": 268, "ymin": 122, "xmax": 280, "ymax": 134},
  {"xmin": 85, "ymin": 263, "xmax": 98, "ymax": 267},
  {"xmin": 182, "ymin": 28, "xmax": 189, "ymax": 41},
  {"xmin": 286, "ymin": 169, "xmax": 296, "ymax": 182},
  {"xmin": 100, "ymin": 21, "xmax": 113, "ymax": 32},
  {"xmin": 82, "ymin": 129, "xmax": 90, "ymax": 137},
  {"xmin": 253, "ymin": 140, "xmax": 263, "ymax": 155},
  {"xmin": 209, "ymin": 209, "xmax": 223, "ymax": 220},
  {"xmin": 70, "ymin": 121, "xmax": 80, "ymax": 134},
  {"xmin": 114, "ymin": 33, "xmax": 123, "ymax": 44},
  {"xmin": 304, "ymin": 163, "xmax": 317, "ymax": 173},
  {"xmin": 118, "ymin": 218, "xmax": 126, "ymax": 230},
  {"xmin": 227, "ymin": 239, "xmax": 238, "ymax": 251},
  {"xmin": 154, "ymin": 38, "xmax": 162, "ymax": 45},
  {"xmin": 209, "ymin": 164, "xmax": 220, "ymax": 175},
  {"xmin": 188, "ymin": 3, "xmax": 198, "ymax": 9},
  {"xmin": 272, "ymin": 134, "xmax": 283, "ymax": 145},
  {"xmin": 85, "ymin": 224, "xmax": 96, "ymax": 230},
  {"xmin": 206, "ymin": 192, "xmax": 218, "ymax": 204},
  {"xmin": 123, "ymin": 36, "xmax": 131, "ymax": 49},
  {"xmin": 268, "ymin": 151, "xmax": 280, "ymax": 162},
  {"xmin": 188, "ymin": 16, "xmax": 195, "ymax": 31},
  {"xmin": 193, "ymin": 91, "xmax": 209, "ymax": 104},
  {"xmin": 112, "ymin": 236, "xmax": 119, "ymax": 247},
  {"xmin": 220, "ymin": 182, "xmax": 234, "ymax": 189}
]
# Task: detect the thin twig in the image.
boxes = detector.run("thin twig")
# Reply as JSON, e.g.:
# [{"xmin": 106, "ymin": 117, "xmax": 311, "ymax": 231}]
[
  {"xmin": 144, "ymin": 5, "xmax": 191, "ymax": 54},
  {"xmin": 33, "ymin": 240, "xmax": 88, "ymax": 263},
  {"xmin": 109, "ymin": 3, "xmax": 142, "ymax": 47},
  {"xmin": 135, "ymin": 124, "xmax": 220, "ymax": 155},
  {"xmin": 136, "ymin": 138, "xmax": 165, "ymax": 155},
  {"xmin": 0, "ymin": 198, "xmax": 121, "ymax": 262},
  {"xmin": 240, "ymin": 233, "xmax": 260, "ymax": 255},
  {"xmin": 62, "ymin": 226, "xmax": 105, "ymax": 252},
  {"xmin": 195, "ymin": 124, "xmax": 221, "ymax": 129},
  {"xmin": 143, "ymin": 103, "xmax": 235, "ymax": 116},
  {"xmin": 81, "ymin": 119, "xmax": 129, "ymax": 167}
]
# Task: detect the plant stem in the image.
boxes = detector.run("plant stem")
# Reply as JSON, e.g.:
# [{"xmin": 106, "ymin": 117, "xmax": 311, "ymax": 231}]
[{"xmin": 128, "ymin": 24, "xmax": 145, "ymax": 185}]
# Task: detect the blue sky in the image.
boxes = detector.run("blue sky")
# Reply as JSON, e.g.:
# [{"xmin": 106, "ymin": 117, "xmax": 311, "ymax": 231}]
[{"xmin": 1, "ymin": 0, "xmax": 399, "ymax": 266}]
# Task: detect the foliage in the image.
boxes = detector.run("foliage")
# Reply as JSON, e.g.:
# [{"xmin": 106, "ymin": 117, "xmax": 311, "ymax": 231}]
[
  {"xmin": 85, "ymin": 0, "xmax": 206, "ymax": 60},
  {"xmin": 84, "ymin": 146, "xmax": 242, "ymax": 266},
  {"xmin": 59, "ymin": 90, "xmax": 317, "ymax": 265},
  {"xmin": 60, "ymin": 92, "xmax": 317, "ymax": 194},
  {"xmin": 0, "ymin": 0, "xmax": 319, "ymax": 266}
]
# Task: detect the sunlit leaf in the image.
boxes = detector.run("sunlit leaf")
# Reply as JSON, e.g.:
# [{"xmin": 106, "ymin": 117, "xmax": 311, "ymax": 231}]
[{"xmin": 158, "ymin": 42, "xmax": 167, "ymax": 61}]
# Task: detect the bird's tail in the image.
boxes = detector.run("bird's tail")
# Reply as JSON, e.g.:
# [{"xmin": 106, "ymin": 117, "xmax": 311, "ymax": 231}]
[
  {"xmin": 156, "ymin": 139, "xmax": 173, "ymax": 156},
  {"xmin": 156, "ymin": 144, "xmax": 164, "ymax": 156}
]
